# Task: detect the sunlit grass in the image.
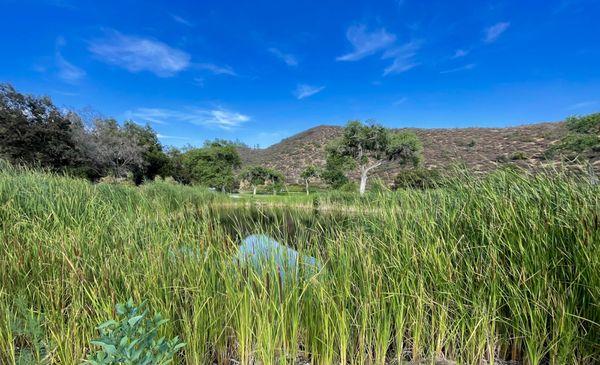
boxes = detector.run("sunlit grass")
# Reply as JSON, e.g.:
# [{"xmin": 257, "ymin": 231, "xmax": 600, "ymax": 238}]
[{"xmin": 0, "ymin": 165, "xmax": 598, "ymax": 364}]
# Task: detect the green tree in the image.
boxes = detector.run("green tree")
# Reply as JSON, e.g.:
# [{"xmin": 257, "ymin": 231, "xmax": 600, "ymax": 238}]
[
  {"xmin": 122, "ymin": 121, "xmax": 170, "ymax": 183},
  {"xmin": 264, "ymin": 168, "xmax": 285, "ymax": 195},
  {"xmin": 162, "ymin": 147, "xmax": 188, "ymax": 183},
  {"xmin": 300, "ymin": 165, "xmax": 319, "ymax": 195},
  {"xmin": 328, "ymin": 120, "xmax": 422, "ymax": 194},
  {"xmin": 320, "ymin": 152, "xmax": 351, "ymax": 189},
  {"xmin": 182, "ymin": 140, "xmax": 241, "ymax": 191},
  {"xmin": 0, "ymin": 84, "xmax": 171, "ymax": 183},
  {"xmin": 0, "ymin": 83, "xmax": 81, "ymax": 170},
  {"xmin": 239, "ymin": 166, "xmax": 271, "ymax": 195}
]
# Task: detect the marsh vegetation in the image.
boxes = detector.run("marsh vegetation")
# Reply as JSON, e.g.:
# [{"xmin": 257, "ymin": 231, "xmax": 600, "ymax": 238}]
[{"xmin": 1, "ymin": 165, "xmax": 598, "ymax": 364}]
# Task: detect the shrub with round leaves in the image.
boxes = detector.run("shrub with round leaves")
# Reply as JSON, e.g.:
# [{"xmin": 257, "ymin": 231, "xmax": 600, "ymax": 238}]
[{"xmin": 85, "ymin": 299, "xmax": 185, "ymax": 365}]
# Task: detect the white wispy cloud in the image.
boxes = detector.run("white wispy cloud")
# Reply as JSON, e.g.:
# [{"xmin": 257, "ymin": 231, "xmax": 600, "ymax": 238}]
[
  {"xmin": 382, "ymin": 40, "xmax": 422, "ymax": 75},
  {"xmin": 452, "ymin": 49, "xmax": 469, "ymax": 58},
  {"xmin": 125, "ymin": 107, "xmax": 250, "ymax": 130},
  {"xmin": 156, "ymin": 134, "xmax": 191, "ymax": 140},
  {"xmin": 89, "ymin": 31, "xmax": 191, "ymax": 77},
  {"xmin": 196, "ymin": 63, "xmax": 237, "ymax": 76},
  {"xmin": 440, "ymin": 63, "xmax": 476, "ymax": 74},
  {"xmin": 566, "ymin": 100, "xmax": 598, "ymax": 110},
  {"xmin": 336, "ymin": 25, "xmax": 396, "ymax": 61},
  {"xmin": 393, "ymin": 97, "xmax": 407, "ymax": 105},
  {"xmin": 337, "ymin": 24, "xmax": 421, "ymax": 76},
  {"xmin": 268, "ymin": 48, "xmax": 298, "ymax": 66},
  {"xmin": 54, "ymin": 36, "xmax": 85, "ymax": 83},
  {"xmin": 484, "ymin": 22, "xmax": 510, "ymax": 43},
  {"xmin": 56, "ymin": 52, "xmax": 86, "ymax": 83},
  {"xmin": 204, "ymin": 109, "xmax": 250, "ymax": 129},
  {"xmin": 170, "ymin": 14, "xmax": 194, "ymax": 27},
  {"xmin": 294, "ymin": 84, "xmax": 325, "ymax": 100}
]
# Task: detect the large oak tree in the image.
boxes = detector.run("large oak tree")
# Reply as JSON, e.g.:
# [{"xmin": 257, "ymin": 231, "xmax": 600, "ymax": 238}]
[{"xmin": 328, "ymin": 120, "xmax": 422, "ymax": 194}]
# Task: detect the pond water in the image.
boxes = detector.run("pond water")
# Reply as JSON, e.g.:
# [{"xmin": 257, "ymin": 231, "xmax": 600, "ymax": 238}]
[
  {"xmin": 235, "ymin": 234, "xmax": 322, "ymax": 278},
  {"xmin": 206, "ymin": 204, "xmax": 362, "ymax": 249}
]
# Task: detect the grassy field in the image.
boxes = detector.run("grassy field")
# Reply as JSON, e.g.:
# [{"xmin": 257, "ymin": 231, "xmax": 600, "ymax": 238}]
[{"xmin": 0, "ymin": 166, "xmax": 599, "ymax": 364}]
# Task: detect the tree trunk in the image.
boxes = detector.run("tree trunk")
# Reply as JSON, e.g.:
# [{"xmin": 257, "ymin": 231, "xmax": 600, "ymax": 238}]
[
  {"xmin": 253, "ymin": 186, "xmax": 257, "ymax": 195},
  {"xmin": 305, "ymin": 180, "xmax": 310, "ymax": 195},
  {"xmin": 359, "ymin": 169, "xmax": 368, "ymax": 195},
  {"xmin": 359, "ymin": 162, "xmax": 382, "ymax": 195}
]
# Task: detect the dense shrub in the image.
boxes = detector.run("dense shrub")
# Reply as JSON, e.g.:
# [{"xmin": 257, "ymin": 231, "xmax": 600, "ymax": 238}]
[
  {"xmin": 565, "ymin": 112, "xmax": 600, "ymax": 134},
  {"xmin": 510, "ymin": 151, "xmax": 528, "ymax": 160},
  {"xmin": 546, "ymin": 114, "xmax": 600, "ymax": 161},
  {"xmin": 86, "ymin": 300, "xmax": 185, "ymax": 364}
]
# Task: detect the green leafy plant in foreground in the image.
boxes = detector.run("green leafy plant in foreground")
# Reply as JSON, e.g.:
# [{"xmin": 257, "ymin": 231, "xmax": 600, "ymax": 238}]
[{"xmin": 85, "ymin": 299, "xmax": 185, "ymax": 365}]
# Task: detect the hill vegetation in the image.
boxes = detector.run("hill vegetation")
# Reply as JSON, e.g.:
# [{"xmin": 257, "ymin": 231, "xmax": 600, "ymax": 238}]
[{"xmin": 238, "ymin": 119, "xmax": 599, "ymax": 184}]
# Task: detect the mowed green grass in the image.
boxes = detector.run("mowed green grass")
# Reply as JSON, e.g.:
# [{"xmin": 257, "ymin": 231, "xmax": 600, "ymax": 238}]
[{"xmin": 0, "ymin": 166, "xmax": 599, "ymax": 364}]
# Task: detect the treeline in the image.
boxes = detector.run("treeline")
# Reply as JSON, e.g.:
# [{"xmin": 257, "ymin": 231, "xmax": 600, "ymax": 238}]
[
  {"xmin": 0, "ymin": 84, "xmax": 258, "ymax": 189},
  {"xmin": 0, "ymin": 84, "xmax": 427, "ymax": 195},
  {"xmin": 12, "ymin": 83, "xmax": 597, "ymax": 195}
]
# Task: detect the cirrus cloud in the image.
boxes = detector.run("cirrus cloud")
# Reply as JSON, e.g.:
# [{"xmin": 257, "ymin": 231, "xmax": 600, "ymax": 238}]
[
  {"xmin": 294, "ymin": 84, "xmax": 325, "ymax": 100},
  {"xmin": 268, "ymin": 47, "xmax": 298, "ymax": 67},
  {"xmin": 440, "ymin": 63, "xmax": 476, "ymax": 74},
  {"xmin": 89, "ymin": 31, "xmax": 191, "ymax": 77},
  {"xmin": 54, "ymin": 37, "xmax": 86, "ymax": 83},
  {"xmin": 452, "ymin": 49, "xmax": 469, "ymax": 58},
  {"xmin": 382, "ymin": 40, "xmax": 422, "ymax": 75},
  {"xmin": 336, "ymin": 25, "xmax": 396, "ymax": 61},
  {"xmin": 125, "ymin": 107, "xmax": 250, "ymax": 130},
  {"xmin": 55, "ymin": 52, "xmax": 86, "ymax": 83},
  {"xmin": 337, "ymin": 24, "xmax": 421, "ymax": 76},
  {"xmin": 484, "ymin": 22, "xmax": 510, "ymax": 43},
  {"xmin": 170, "ymin": 14, "xmax": 194, "ymax": 27},
  {"xmin": 196, "ymin": 63, "xmax": 237, "ymax": 76}
]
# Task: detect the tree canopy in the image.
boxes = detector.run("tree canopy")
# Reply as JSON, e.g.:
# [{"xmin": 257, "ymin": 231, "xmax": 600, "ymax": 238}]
[
  {"xmin": 300, "ymin": 165, "xmax": 319, "ymax": 194},
  {"xmin": 0, "ymin": 83, "xmax": 169, "ymax": 182},
  {"xmin": 182, "ymin": 140, "xmax": 241, "ymax": 191},
  {"xmin": 0, "ymin": 83, "xmax": 80, "ymax": 170},
  {"xmin": 239, "ymin": 165, "xmax": 285, "ymax": 195},
  {"xmin": 328, "ymin": 120, "xmax": 422, "ymax": 194}
]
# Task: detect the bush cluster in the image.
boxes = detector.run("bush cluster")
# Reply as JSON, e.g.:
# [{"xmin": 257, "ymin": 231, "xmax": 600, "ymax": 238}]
[{"xmin": 546, "ymin": 113, "xmax": 600, "ymax": 161}]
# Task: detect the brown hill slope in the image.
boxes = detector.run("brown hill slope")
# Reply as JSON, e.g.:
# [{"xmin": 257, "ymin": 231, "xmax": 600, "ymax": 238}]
[{"xmin": 238, "ymin": 122, "xmax": 570, "ymax": 184}]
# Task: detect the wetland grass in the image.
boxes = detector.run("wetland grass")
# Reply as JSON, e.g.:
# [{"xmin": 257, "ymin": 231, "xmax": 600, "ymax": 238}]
[{"xmin": 0, "ymin": 166, "xmax": 598, "ymax": 364}]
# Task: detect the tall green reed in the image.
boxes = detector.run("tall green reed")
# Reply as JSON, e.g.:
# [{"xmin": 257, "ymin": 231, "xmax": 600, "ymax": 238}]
[{"xmin": 0, "ymin": 165, "xmax": 598, "ymax": 364}]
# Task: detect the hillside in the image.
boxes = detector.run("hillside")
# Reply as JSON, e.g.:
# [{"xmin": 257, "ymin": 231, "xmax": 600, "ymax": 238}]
[{"xmin": 238, "ymin": 121, "xmax": 575, "ymax": 183}]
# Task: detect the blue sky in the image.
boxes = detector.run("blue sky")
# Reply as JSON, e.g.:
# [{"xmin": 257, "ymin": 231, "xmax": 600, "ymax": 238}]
[{"xmin": 1, "ymin": 0, "xmax": 599, "ymax": 147}]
